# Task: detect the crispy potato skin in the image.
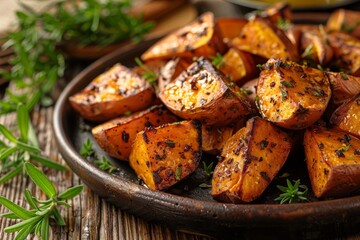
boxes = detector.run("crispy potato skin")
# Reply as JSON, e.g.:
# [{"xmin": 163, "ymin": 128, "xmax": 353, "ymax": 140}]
[
  {"xmin": 328, "ymin": 31, "xmax": 360, "ymax": 76},
  {"xmin": 326, "ymin": 72, "xmax": 360, "ymax": 106},
  {"xmin": 92, "ymin": 105, "xmax": 178, "ymax": 160},
  {"xmin": 219, "ymin": 48, "xmax": 256, "ymax": 84},
  {"xmin": 330, "ymin": 94, "xmax": 360, "ymax": 139},
  {"xmin": 159, "ymin": 58, "xmax": 253, "ymax": 126},
  {"xmin": 202, "ymin": 125, "xmax": 234, "ymax": 154},
  {"xmin": 141, "ymin": 12, "xmax": 226, "ymax": 61},
  {"xmin": 211, "ymin": 117, "xmax": 292, "ymax": 203},
  {"xmin": 257, "ymin": 59, "xmax": 331, "ymax": 129},
  {"xmin": 129, "ymin": 120, "xmax": 202, "ymax": 190},
  {"xmin": 327, "ymin": 9, "xmax": 360, "ymax": 39},
  {"xmin": 231, "ymin": 18, "xmax": 299, "ymax": 61},
  {"xmin": 258, "ymin": 2, "xmax": 293, "ymax": 24},
  {"xmin": 304, "ymin": 127, "xmax": 360, "ymax": 198},
  {"xmin": 69, "ymin": 64, "xmax": 154, "ymax": 122}
]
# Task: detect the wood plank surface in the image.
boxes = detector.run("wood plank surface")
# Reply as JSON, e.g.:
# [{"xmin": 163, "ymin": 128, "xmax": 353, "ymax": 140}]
[{"xmin": 0, "ymin": 94, "xmax": 213, "ymax": 240}]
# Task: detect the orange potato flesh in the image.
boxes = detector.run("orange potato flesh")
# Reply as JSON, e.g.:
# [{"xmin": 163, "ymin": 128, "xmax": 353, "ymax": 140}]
[
  {"xmin": 300, "ymin": 30, "xmax": 333, "ymax": 65},
  {"xmin": 202, "ymin": 125, "xmax": 234, "ymax": 154},
  {"xmin": 157, "ymin": 58, "xmax": 191, "ymax": 93},
  {"xmin": 328, "ymin": 31, "xmax": 360, "ymax": 76},
  {"xmin": 304, "ymin": 127, "xmax": 360, "ymax": 198},
  {"xmin": 219, "ymin": 48, "xmax": 256, "ymax": 84},
  {"xmin": 327, "ymin": 72, "xmax": 360, "ymax": 106},
  {"xmin": 141, "ymin": 12, "xmax": 225, "ymax": 61},
  {"xmin": 159, "ymin": 58, "xmax": 253, "ymax": 126},
  {"xmin": 129, "ymin": 120, "xmax": 202, "ymax": 190},
  {"xmin": 257, "ymin": 59, "xmax": 331, "ymax": 129},
  {"xmin": 211, "ymin": 117, "xmax": 292, "ymax": 203},
  {"xmin": 215, "ymin": 17, "xmax": 248, "ymax": 44},
  {"xmin": 231, "ymin": 18, "xmax": 299, "ymax": 61},
  {"xmin": 69, "ymin": 64, "xmax": 154, "ymax": 122},
  {"xmin": 92, "ymin": 105, "xmax": 179, "ymax": 160},
  {"xmin": 330, "ymin": 94, "xmax": 360, "ymax": 139}
]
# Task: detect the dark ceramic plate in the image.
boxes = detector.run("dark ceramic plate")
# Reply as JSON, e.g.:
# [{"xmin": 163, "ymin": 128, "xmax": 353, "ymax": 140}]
[{"xmin": 53, "ymin": 39, "xmax": 360, "ymax": 238}]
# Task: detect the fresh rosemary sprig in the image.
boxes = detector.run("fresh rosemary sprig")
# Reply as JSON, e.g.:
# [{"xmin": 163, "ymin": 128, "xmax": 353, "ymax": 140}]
[
  {"xmin": 0, "ymin": 162, "xmax": 83, "ymax": 240},
  {"xmin": 275, "ymin": 179, "xmax": 309, "ymax": 204},
  {"xmin": 135, "ymin": 57, "xmax": 157, "ymax": 85},
  {"xmin": 0, "ymin": 104, "xmax": 65, "ymax": 184}
]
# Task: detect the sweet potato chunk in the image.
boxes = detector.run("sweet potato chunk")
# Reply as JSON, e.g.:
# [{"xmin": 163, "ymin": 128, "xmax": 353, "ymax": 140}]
[
  {"xmin": 218, "ymin": 48, "xmax": 256, "ymax": 84},
  {"xmin": 328, "ymin": 31, "xmax": 360, "ymax": 76},
  {"xmin": 159, "ymin": 58, "xmax": 253, "ymax": 126},
  {"xmin": 215, "ymin": 17, "xmax": 248, "ymax": 44},
  {"xmin": 141, "ymin": 12, "xmax": 225, "ymax": 61},
  {"xmin": 330, "ymin": 94, "xmax": 360, "ymax": 139},
  {"xmin": 231, "ymin": 18, "xmax": 299, "ymax": 61},
  {"xmin": 129, "ymin": 120, "xmax": 202, "ymax": 190},
  {"xmin": 92, "ymin": 105, "xmax": 178, "ymax": 160},
  {"xmin": 257, "ymin": 59, "xmax": 331, "ymax": 129},
  {"xmin": 327, "ymin": 72, "xmax": 360, "ymax": 105},
  {"xmin": 69, "ymin": 64, "xmax": 154, "ymax": 122},
  {"xmin": 202, "ymin": 125, "xmax": 234, "ymax": 154},
  {"xmin": 304, "ymin": 126, "xmax": 360, "ymax": 198},
  {"xmin": 157, "ymin": 58, "xmax": 191, "ymax": 93},
  {"xmin": 258, "ymin": 2, "xmax": 293, "ymax": 24},
  {"xmin": 300, "ymin": 30, "xmax": 333, "ymax": 65},
  {"xmin": 327, "ymin": 9, "xmax": 360, "ymax": 39},
  {"xmin": 211, "ymin": 117, "xmax": 292, "ymax": 203},
  {"xmin": 240, "ymin": 78, "xmax": 258, "ymax": 106}
]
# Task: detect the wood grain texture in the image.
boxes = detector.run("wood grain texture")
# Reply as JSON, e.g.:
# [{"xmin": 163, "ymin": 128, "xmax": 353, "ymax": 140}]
[{"xmin": 0, "ymin": 91, "xmax": 213, "ymax": 240}]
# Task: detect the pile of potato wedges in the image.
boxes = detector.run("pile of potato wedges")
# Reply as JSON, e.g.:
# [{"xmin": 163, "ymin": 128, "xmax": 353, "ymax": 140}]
[{"xmin": 69, "ymin": 3, "xmax": 360, "ymax": 203}]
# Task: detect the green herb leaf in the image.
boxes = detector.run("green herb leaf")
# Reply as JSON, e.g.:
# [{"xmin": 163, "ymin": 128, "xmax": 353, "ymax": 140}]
[
  {"xmin": 52, "ymin": 207, "xmax": 65, "ymax": 226},
  {"xmin": 0, "ymin": 124, "xmax": 17, "ymax": 142},
  {"xmin": 25, "ymin": 162, "xmax": 57, "ymax": 198},
  {"xmin": 4, "ymin": 215, "xmax": 41, "ymax": 233},
  {"xmin": 202, "ymin": 161, "xmax": 214, "ymax": 178},
  {"xmin": 340, "ymin": 72, "xmax": 349, "ymax": 80},
  {"xmin": 210, "ymin": 53, "xmax": 225, "ymax": 69},
  {"xmin": 16, "ymin": 104, "xmax": 29, "ymax": 142},
  {"xmin": 58, "ymin": 185, "xmax": 83, "ymax": 200},
  {"xmin": 0, "ymin": 196, "xmax": 35, "ymax": 220},
  {"xmin": 40, "ymin": 216, "xmax": 49, "ymax": 240},
  {"xmin": 1, "ymin": 212, "xmax": 21, "ymax": 219},
  {"xmin": 24, "ymin": 189, "xmax": 38, "ymax": 210},
  {"xmin": 275, "ymin": 179, "xmax": 308, "ymax": 204},
  {"xmin": 30, "ymin": 154, "xmax": 66, "ymax": 171},
  {"xmin": 14, "ymin": 222, "xmax": 36, "ymax": 240},
  {"xmin": 175, "ymin": 166, "xmax": 182, "ymax": 181},
  {"xmin": 0, "ymin": 164, "xmax": 23, "ymax": 184}
]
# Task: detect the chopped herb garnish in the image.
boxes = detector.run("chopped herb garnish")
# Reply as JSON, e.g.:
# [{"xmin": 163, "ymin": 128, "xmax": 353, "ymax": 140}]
[
  {"xmin": 277, "ymin": 18, "xmax": 291, "ymax": 31},
  {"xmin": 210, "ymin": 53, "xmax": 225, "ymax": 69},
  {"xmin": 80, "ymin": 138, "xmax": 96, "ymax": 158},
  {"xmin": 199, "ymin": 183, "xmax": 212, "ymax": 188},
  {"xmin": 175, "ymin": 166, "xmax": 182, "ymax": 181},
  {"xmin": 202, "ymin": 161, "xmax": 214, "ymax": 178},
  {"xmin": 280, "ymin": 81, "xmax": 294, "ymax": 88},
  {"xmin": 256, "ymin": 64, "xmax": 264, "ymax": 70},
  {"xmin": 340, "ymin": 72, "xmax": 349, "ymax": 80},
  {"xmin": 279, "ymin": 86, "xmax": 288, "ymax": 100},
  {"xmin": 275, "ymin": 179, "xmax": 308, "ymax": 204},
  {"xmin": 301, "ymin": 44, "xmax": 314, "ymax": 59},
  {"xmin": 135, "ymin": 57, "xmax": 157, "ymax": 85},
  {"xmin": 165, "ymin": 140, "xmax": 175, "ymax": 148},
  {"xmin": 240, "ymin": 87, "xmax": 253, "ymax": 95},
  {"xmin": 260, "ymin": 140, "xmax": 269, "ymax": 150},
  {"xmin": 124, "ymin": 111, "xmax": 132, "ymax": 116}
]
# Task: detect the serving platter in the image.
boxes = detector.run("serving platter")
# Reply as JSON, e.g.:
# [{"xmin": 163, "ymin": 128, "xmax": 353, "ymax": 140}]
[{"xmin": 53, "ymin": 18, "xmax": 360, "ymax": 239}]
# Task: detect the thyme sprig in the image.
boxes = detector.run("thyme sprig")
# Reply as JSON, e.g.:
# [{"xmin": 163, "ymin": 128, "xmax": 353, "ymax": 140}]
[
  {"xmin": 210, "ymin": 53, "xmax": 225, "ymax": 70},
  {"xmin": 275, "ymin": 179, "xmax": 309, "ymax": 204}
]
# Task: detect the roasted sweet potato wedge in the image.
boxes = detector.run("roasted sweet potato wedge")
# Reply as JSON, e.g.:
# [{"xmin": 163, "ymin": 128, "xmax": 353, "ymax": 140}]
[
  {"xmin": 304, "ymin": 126, "xmax": 360, "ymax": 198},
  {"xmin": 218, "ymin": 48, "xmax": 256, "ymax": 84},
  {"xmin": 141, "ymin": 12, "xmax": 226, "ymax": 61},
  {"xmin": 159, "ymin": 58, "xmax": 253, "ymax": 126},
  {"xmin": 211, "ymin": 117, "xmax": 292, "ymax": 203},
  {"xmin": 330, "ymin": 94, "xmax": 360, "ymax": 139},
  {"xmin": 92, "ymin": 105, "xmax": 179, "ymax": 160},
  {"xmin": 240, "ymin": 78, "xmax": 258, "ymax": 106},
  {"xmin": 327, "ymin": 9, "xmax": 360, "ymax": 39},
  {"xmin": 129, "ymin": 120, "xmax": 202, "ymax": 190},
  {"xmin": 157, "ymin": 58, "xmax": 191, "ymax": 93},
  {"xmin": 258, "ymin": 2, "xmax": 293, "ymax": 24},
  {"xmin": 215, "ymin": 17, "xmax": 248, "ymax": 44},
  {"xmin": 231, "ymin": 18, "xmax": 299, "ymax": 61},
  {"xmin": 300, "ymin": 29, "xmax": 333, "ymax": 65},
  {"xmin": 326, "ymin": 72, "xmax": 360, "ymax": 105},
  {"xmin": 328, "ymin": 31, "xmax": 360, "ymax": 76},
  {"xmin": 257, "ymin": 59, "xmax": 331, "ymax": 129},
  {"xmin": 69, "ymin": 64, "xmax": 154, "ymax": 122},
  {"xmin": 202, "ymin": 125, "xmax": 234, "ymax": 154}
]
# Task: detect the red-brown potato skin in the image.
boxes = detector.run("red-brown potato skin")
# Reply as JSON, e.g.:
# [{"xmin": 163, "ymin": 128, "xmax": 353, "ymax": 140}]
[
  {"xmin": 212, "ymin": 117, "xmax": 292, "ymax": 203},
  {"xmin": 92, "ymin": 105, "xmax": 179, "ymax": 160},
  {"xmin": 257, "ymin": 59, "xmax": 331, "ymax": 129},
  {"xmin": 304, "ymin": 126, "xmax": 360, "ymax": 198},
  {"xmin": 330, "ymin": 94, "xmax": 360, "ymax": 139},
  {"xmin": 129, "ymin": 120, "xmax": 202, "ymax": 190},
  {"xmin": 231, "ymin": 18, "xmax": 299, "ymax": 61},
  {"xmin": 326, "ymin": 72, "xmax": 360, "ymax": 106},
  {"xmin": 215, "ymin": 17, "xmax": 248, "ymax": 44},
  {"xmin": 159, "ymin": 58, "xmax": 253, "ymax": 126},
  {"xmin": 327, "ymin": 9, "xmax": 360, "ymax": 39},
  {"xmin": 69, "ymin": 64, "xmax": 154, "ymax": 122},
  {"xmin": 141, "ymin": 12, "xmax": 226, "ymax": 61}
]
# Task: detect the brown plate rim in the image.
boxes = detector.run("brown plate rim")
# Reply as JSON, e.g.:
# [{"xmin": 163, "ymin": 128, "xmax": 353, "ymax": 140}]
[{"xmin": 53, "ymin": 33, "xmax": 360, "ymax": 235}]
